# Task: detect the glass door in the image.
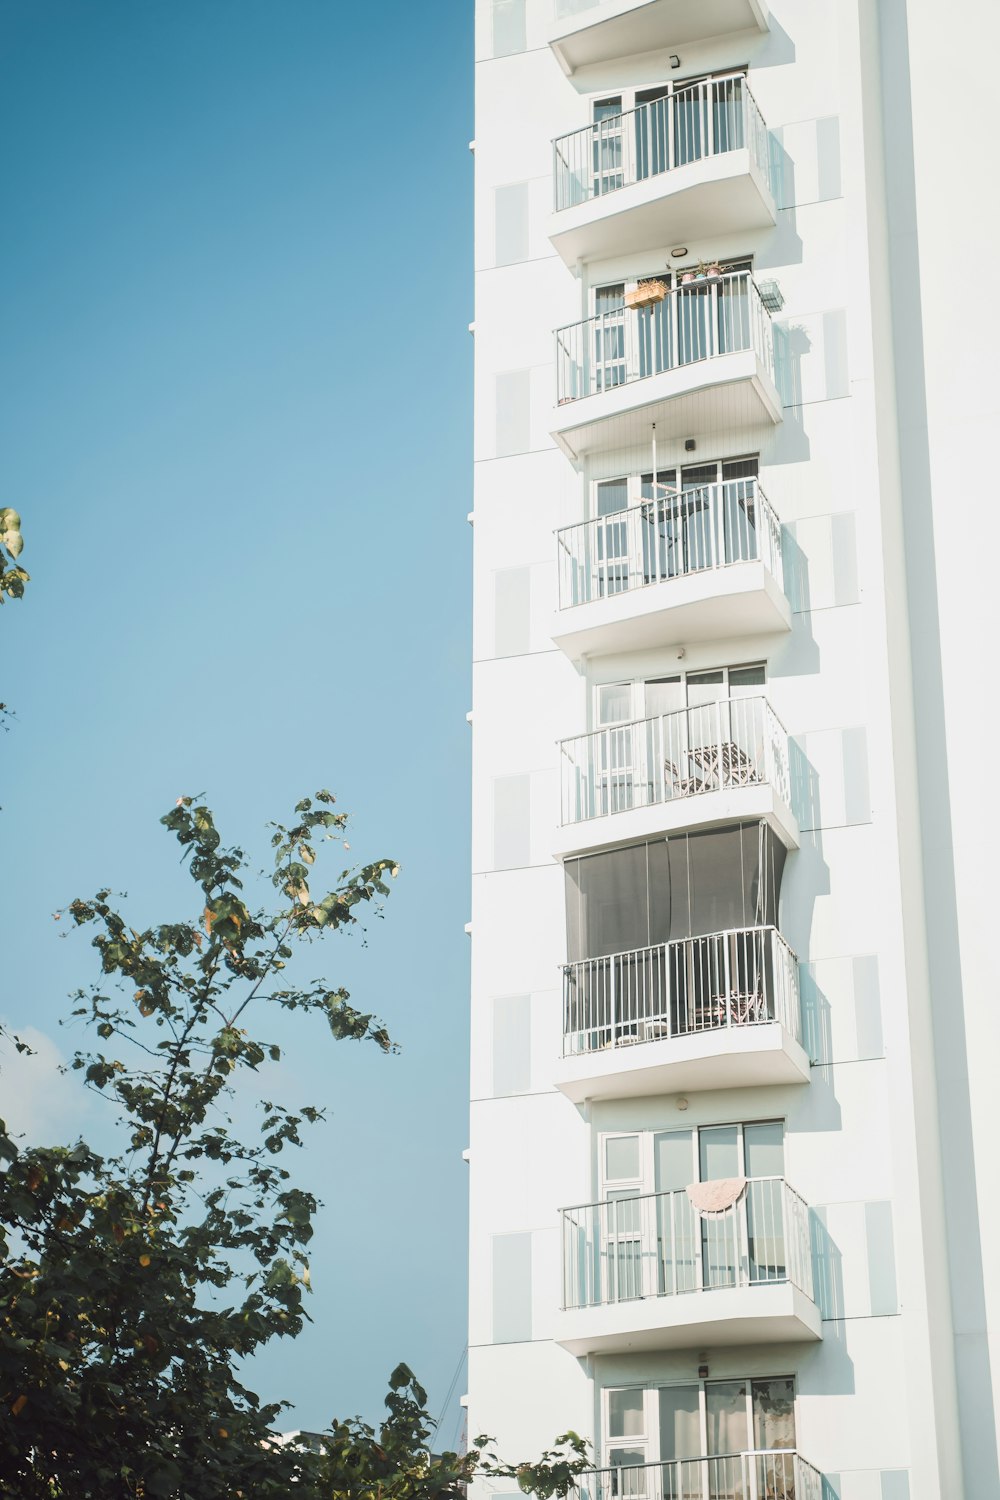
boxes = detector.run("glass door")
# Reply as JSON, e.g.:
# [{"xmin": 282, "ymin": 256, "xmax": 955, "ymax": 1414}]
[
  {"xmin": 640, "ymin": 467, "xmax": 680, "ymax": 582},
  {"xmin": 634, "ymin": 85, "xmax": 671, "ymax": 181},
  {"xmin": 743, "ymin": 1123, "xmax": 786, "ymax": 1284},
  {"xmin": 602, "ymin": 1136, "xmax": 644, "ymax": 1303},
  {"xmin": 706, "ymin": 1383, "xmax": 750, "ymax": 1500},
  {"xmin": 594, "ymin": 478, "xmax": 631, "ymax": 598},
  {"xmin": 698, "ymin": 1126, "xmax": 742, "ymax": 1288},
  {"xmin": 684, "ymin": 667, "xmax": 726, "ymax": 792},
  {"xmin": 653, "ymin": 1130, "xmax": 697, "ymax": 1296},
  {"xmin": 720, "ymin": 455, "xmax": 760, "ymax": 564},
  {"xmin": 594, "ymin": 282, "xmax": 627, "ymax": 392},
  {"xmin": 593, "ymin": 96, "xmax": 625, "ymax": 197},
  {"xmin": 607, "ymin": 1388, "xmax": 648, "ymax": 1500},
  {"xmin": 659, "ymin": 1385, "xmax": 702, "ymax": 1500},
  {"xmin": 679, "ymin": 462, "xmax": 723, "ymax": 574},
  {"xmin": 596, "ymin": 681, "xmax": 635, "ymax": 817},
  {"xmin": 752, "ymin": 1380, "xmax": 796, "ymax": 1500}
]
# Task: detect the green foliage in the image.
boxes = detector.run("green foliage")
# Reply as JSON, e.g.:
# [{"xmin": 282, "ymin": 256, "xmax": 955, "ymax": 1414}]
[
  {"xmin": 0, "ymin": 507, "xmax": 28, "ymax": 604},
  {"xmin": 0, "ymin": 795, "xmax": 591, "ymax": 1499}
]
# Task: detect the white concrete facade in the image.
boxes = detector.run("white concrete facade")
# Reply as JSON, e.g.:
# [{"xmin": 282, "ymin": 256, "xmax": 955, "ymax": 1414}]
[{"xmin": 468, "ymin": 4, "xmax": 1000, "ymax": 1498}]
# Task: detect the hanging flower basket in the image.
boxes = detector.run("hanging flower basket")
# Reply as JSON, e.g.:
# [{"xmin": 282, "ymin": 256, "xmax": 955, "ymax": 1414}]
[{"xmin": 625, "ymin": 279, "xmax": 669, "ymax": 310}]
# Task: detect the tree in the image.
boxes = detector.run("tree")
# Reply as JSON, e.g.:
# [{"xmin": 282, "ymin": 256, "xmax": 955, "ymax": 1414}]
[
  {"xmin": 1, "ymin": 506, "xmax": 28, "ymax": 725},
  {"xmin": 0, "ymin": 507, "xmax": 28, "ymax": 606},
  {"xmin": 0, "ymin": 792, "xmax": 589, "ymax": 1498}
]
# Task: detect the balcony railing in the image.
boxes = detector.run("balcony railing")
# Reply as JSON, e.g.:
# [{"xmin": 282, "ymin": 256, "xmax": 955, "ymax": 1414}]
[
  {"xmin": 563, "ymin": 925, "xmax": 799, "ymax": 1057},
  {"xmin": 561, "ymin": 696, "xmax": 789, "ymax": 826},
  {"xmin": 555, "ymin": 271, "xmax": 774, "ymax": 406},
  {"xmin": 554, "ymin": 73, "xmax": 772, "ymax": 211},
  {"xmin": 557, "ymin": 478, "xmax": 783, "ymax": 610},
  {"xmin": 562, "ymin": 1176, "xmax": 813, "ymax": 1310},
  {"xmin": 577, "ymin": 1451, "xmax": 822, "ymax": 1500}
]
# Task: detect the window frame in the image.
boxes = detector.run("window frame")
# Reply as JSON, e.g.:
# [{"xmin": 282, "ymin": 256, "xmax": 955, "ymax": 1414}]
[{"xmin": 601, "ymin": 1374, "xmax": 797, "ymax": 1469}]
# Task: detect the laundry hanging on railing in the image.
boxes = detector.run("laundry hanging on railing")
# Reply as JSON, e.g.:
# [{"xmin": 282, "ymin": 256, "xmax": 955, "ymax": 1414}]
[{"xmin": 686, "ymin": 1176, "xmax": 748, "ymax": 1216}]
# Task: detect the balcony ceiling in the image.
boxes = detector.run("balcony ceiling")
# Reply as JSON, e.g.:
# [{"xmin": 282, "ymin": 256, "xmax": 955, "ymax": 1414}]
[
  {"xmin": 550, "ymin": 559, "xmax": 792, "ymax": 661},
  {"xmin": 549, "ymin": 0, "xmax": 769, "ymax": 77}
]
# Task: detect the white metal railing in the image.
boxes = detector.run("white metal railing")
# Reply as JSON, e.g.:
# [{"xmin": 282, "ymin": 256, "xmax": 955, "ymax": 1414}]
[
  {"xmin": 556, "ymin": 478, "xmax": 783, "ymax": 610},
  {"xmin": 576, "ymin": 1451, "xmax": 823, "ymax": 1500},
  {"xmin": 555, "ymin": 271, "xmax": 774, "ymax": 406},
  {"xmin": 560, "ymin": 697, "xmax": 789, "ymax": 825},
  {"xmin": 554, "ymin": 73, "xmax": 772, "ymax": 211},
  {"xmin": 562, "ymin": 925, "xmax": 799, "ymax": 1057},
  {"xmin": 561, "ymin": 1176, "xmax": 813, "ymax": 1310}
]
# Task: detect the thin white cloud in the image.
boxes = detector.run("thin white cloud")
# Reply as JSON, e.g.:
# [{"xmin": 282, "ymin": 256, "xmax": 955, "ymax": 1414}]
[{"xmin": 0, "ymin": 1024, "xmax": 94, "ymax": 1146}]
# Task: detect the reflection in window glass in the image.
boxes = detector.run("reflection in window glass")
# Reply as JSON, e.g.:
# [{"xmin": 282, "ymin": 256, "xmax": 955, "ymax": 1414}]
[
  {"xmin": 753, "ymin": 1378, "xmax": 796, "ymax": 1450},
  {"xmin": 706, "ymin": 1381, "xmax": 749, "ymax": 1456}
]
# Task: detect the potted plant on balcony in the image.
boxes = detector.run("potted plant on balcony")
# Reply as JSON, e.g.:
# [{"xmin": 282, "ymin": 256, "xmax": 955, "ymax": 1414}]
[{"xmin": 624, "ymin": 278, "xmax": 668, "ymax": 310}]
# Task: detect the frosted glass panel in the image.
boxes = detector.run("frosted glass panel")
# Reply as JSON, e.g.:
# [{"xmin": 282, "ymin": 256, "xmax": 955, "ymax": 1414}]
[
  {"xmin": 744, "ymin": 1121, "xmax": 784, "ymax": 1177},
  {"xmin": 606, "ymin": 1134, "xmax": 640, "ymax": 1182},
  {"xmin": 599, "ymin": 682, "xmax": 633, "ymax": 725},
  {"xmin": 700, "ymin": 1125, "xmax": 739, "ymax": 1181},
  {"xmin": 659, "ymin": 1385, "xmax": 700, "ymax": 1461},
  {"xmin": 608, "ymin": 1388, "xmax": 644, "ymax": 1438},
  {"xmin": 654, "ymin": 1131, "xmax": 693, "ymax": 1192},
  {"xmin": 752, "ymin": 1378, "xmax": 795, "ymax": 1449},
  {"xmin": 706, "ymin": 1381, "xmax": 748, "ymax": 1456}
]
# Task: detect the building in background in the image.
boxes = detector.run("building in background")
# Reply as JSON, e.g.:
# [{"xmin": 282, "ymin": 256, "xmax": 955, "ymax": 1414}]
[{"xmin": 468, "ymin": 2, "xmax": 1000, "ymax": 1497}]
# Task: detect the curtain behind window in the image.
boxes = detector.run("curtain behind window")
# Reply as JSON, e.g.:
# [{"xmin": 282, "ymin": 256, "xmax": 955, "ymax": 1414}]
[{"xmin": 564, "ymin": 822, "xmax": 786, "ymax": 961}]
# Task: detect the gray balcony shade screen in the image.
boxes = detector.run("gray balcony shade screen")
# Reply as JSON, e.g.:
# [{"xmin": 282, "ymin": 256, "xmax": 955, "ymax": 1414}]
[{"xmin": 564, "ymin": 821, "xmax": 786, "ymax": 962}]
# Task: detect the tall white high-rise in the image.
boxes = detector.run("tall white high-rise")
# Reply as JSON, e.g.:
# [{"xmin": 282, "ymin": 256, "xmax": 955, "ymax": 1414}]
[{"xmin": 467, "ymin": 4, "xmax": 1000, "ymax": 1497}]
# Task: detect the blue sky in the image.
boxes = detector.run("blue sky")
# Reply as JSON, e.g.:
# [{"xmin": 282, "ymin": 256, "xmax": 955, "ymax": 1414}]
[{"xmin": 0, "ymin": 0, "xmax": 473, "ymax": 1440}]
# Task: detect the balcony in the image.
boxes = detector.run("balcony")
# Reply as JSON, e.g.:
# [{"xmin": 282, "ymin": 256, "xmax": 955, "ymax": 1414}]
[
  {"xmin": 555, "ymin": 697, "xmax": 797, "ymax": 860},
  {"xmin": 552, "ymin": 273, "xmax": 781, "ymax": 461},
  {"xmin": 548, "ymin": 0, "xmax": 770, "ymax": 78},
  {"xmin": 553, "ymin": 477, "xmax": 790, "ymax": 659},
  {"xmin": 576, "ymin": 1452, "xmax": 822, "ymax": 1500},
  {"xmin": 551, "ymin": 76, "xmax": 775, "ymax": 266},
  {"xmin": 554, "ymin": 926, "xmax": 809, "ymax": 1101},
  {"xmin": 556, "ymin": 1176, "xmax": 821, "ymax": 1354}
]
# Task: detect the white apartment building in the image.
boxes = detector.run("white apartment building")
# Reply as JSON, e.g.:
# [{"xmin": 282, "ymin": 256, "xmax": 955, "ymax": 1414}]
[{"xmin": 467, "ymin": 3, "xmax": 1000, "ymax": 1498}]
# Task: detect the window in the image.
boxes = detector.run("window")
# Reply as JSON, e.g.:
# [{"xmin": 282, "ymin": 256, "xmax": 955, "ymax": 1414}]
[
  {"xmin": 600, "ymin": 1122, "xmax": 784, "ymax": 1200},
  {"xmin": 590, "ymin": 454, "xmax": 759, "ymax": 521},
  {"xmin": 603, "ymin": 1377, "xmax": 797, "ymax": 1471},
  {"xmin": 594, "ymin": 663, "xmax": 766, "ymax": 726},
  {"xmin": 599, "ymin": 1124, "xmax": 788, "ymax": 1295}
]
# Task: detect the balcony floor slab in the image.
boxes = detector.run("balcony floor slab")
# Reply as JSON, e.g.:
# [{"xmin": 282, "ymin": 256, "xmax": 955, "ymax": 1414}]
[
  {"xmin": 550, "ymin": 151, "xmax": 775, "ymax": 268},
  {"xmin": 552, "ymin": 1281, "xmax": 821, "ymax": 1357},
  {"xmin": 553, "ymin": 779, "xmax": 799, "ymax": 860},
  {"xmin": 551, "ymin": 559, "xmax": 792, "ymax": 660},
  {"xmin": 553, "ymin": 1020, "xmax": 811, "ymax": 1103},
  {"xmin": 551, "ymin": 349, "xmax": 782, "ymax": 461}
]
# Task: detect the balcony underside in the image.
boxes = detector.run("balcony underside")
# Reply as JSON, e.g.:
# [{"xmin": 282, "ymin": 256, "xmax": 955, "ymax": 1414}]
[
  {"xmin": 553, "ymin": 1020, "xmax": 811, "ymax": 1103},
  {"xmin": 550, "ymin": 151, "xmax": 775, "ymax": 268},
  {"xmin": 551, "ymin": 351, "xmax": 782, "ymax": 462},
  {"xmin": 552, "ymin": 1280, "xmax": 821, "ymax": 1357},
  {"xmin": 549, "ymin": 0, "xmax": 769, "ymax": 76},
  {"xmin": 552, "ymin": 559, "xmax": 791, "ymax": 661},
  {"xmin": 553, "ymin": 780, "xmax": 798, "ymax": 861}
]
